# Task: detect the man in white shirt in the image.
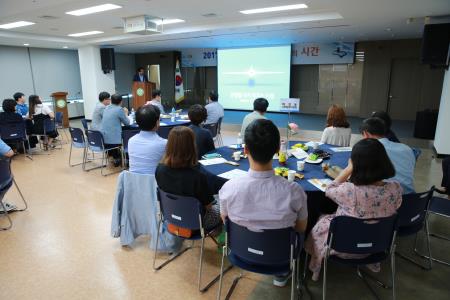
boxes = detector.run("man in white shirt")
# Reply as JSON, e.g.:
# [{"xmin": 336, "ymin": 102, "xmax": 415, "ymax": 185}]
[
  {"xmin": 205, "ymin": 91, "xmax": 224, "ymax": 125},
  {"xmin": 240, "ymin": 98, "xmax": 269, "ymax": 137},
  {"xmin": 146, "ymin": 90, "xmax": 165, "ymax": 114}
]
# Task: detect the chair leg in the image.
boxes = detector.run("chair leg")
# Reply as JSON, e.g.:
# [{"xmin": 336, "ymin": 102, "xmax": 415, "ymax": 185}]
[
  {"xmin": 0, "ymin": 200, "xmax": 13, "ymax": 230},
  {"xmin": 217, "ymin": 245, "xmax": 227, "ymax": 300},
  {"xmin": 225, "ymin": 270, "xmax": 243, "ymax": 300},
  {"xmin": 391, "ymin": 246, "xmax": 396, "ymax": 300},
  {"xmin": 291, "ymin": 258, "xmax": 296, "ymax": 300},
  {"xmin": 323, "ymin": 257, "xmax": 327, "ymax": 300},
  {"xmin": 12, "ymin": 179, "xmax": 27, "ymax": 211},
  {"xmin": 414, "ymin": 219, "xmax": 450, "ymax": 266}
]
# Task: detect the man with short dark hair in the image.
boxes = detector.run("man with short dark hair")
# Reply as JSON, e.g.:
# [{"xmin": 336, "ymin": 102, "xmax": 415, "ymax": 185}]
[
  {"xmin": 240, "ymin": 98, "xmax": 269, "ymax": 137},
  {"xmin": 91, "ymin": 92, "xmax": 111, "ymax": 130},
  {"xmin": 146, "ymin": 89, "xmax": 165, "ymax": 113},
  {"xmin": 13, "ymin": 92, "xmax": 28, "ymax": 117},
  {"xmin": 205, "ymin": 91, "xmax": 224, "ymax": 125},
  {"xmin": 128, "ymin": 105, "xmax": 167, "ymax": 174},
  {"xmin": 133, "ymin": 67, "xmax": 148, "ymax": 82},
  {"xmin": 219, "ymin": 119, "xmax": 308, "ymax": 287},
  {"xmin": 188, "ymin": 104, "xmax": 215, "ymax": 159},
  {"xmin": 360, "ymin": 117, "xmax": 415, "ymax": 194}
]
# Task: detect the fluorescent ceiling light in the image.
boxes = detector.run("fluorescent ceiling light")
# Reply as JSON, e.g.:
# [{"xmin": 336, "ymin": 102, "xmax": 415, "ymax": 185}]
[
  {"xmin": 68, "ymin": 30, "xmax": 104, "ymax": 37},
  {"xmin": 0, "ymin": 21, "xmax": 35, "ymax": 29},
  {"xmin": 152, "ymin": 19, "xmax": 185, "ymax": 25},
  {"xmin": 23, "ymin": 43, "xmax": 30, "ymax": 46},
  {"xmin": 63, "ymin": 46, "xmax": 68, "ymax": 49},
  {"xmin": 66, "ymin": 4, "xmax": 121, "ymax": 16},
  {"xmin": 240, "ymin": 4, "xmax": 307, "ymax": 15}
]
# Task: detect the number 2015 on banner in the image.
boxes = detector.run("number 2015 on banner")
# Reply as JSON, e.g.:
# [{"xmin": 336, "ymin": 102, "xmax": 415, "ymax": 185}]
[{"xmin": 203, "ymin": 51, "xmax": 217, "ymax": 59}]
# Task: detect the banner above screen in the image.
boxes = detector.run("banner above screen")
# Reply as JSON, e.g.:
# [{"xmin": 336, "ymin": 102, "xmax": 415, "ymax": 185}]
[{"xmin": 181, "ymin": 42, "xmax": 355, "ymax": 67}]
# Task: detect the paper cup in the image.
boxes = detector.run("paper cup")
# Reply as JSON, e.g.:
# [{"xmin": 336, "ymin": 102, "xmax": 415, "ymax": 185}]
[
  {"xmin": 297, "ymin": 161, "xmax": 305, "ymax": 171},
  {"xmin": 312, "ymin": 142, "xmax": 319, "ymax": 150},
  {"xmin": 287, "ymin": 170, "xmax": 296, "ymax": 182},
  {"xmin": 233, "ymin": 151, "xmax": 241, "ymax": 161}
]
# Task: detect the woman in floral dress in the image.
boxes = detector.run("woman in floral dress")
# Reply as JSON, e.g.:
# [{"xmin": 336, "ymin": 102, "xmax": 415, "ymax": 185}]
[{"xmin": 305, "ymin": 138, "xmax": 403, "ymax": 281}]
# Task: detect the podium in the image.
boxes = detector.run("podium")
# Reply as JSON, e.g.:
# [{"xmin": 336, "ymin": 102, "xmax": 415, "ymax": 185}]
[
  {"xmin": 51, "ymin": 91, "xmax": 69, "ymax": 127},
  {"xmin": 132, "ymin": 82, "xmax": 155, "ymax": 110}
]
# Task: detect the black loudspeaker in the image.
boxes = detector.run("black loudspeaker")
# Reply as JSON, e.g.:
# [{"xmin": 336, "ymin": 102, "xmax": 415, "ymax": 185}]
[
  {"xmin": 421, "ymin": 23, "xmax": 450, "ymax": 67},
  {"xmin": 100, "ymin": 48, "xmax": 115, "ymax": 73}
]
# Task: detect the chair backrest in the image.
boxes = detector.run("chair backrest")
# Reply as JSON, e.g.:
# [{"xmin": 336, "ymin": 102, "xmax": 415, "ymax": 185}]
[
  {"xmin": 86, "ymin": 130, "xmax": 105, "ymax": 152},
  {"xmin": 0, "ymin": 122, "xmax": 27, "ymax": 141},
  {"xmin": 203, "ymin": 123, "xmax": 218, "ymax": 138},
  {"xmin": 81, "ymin": 119, "xmax": 89, "ymax": 131},
  {"xmin": 0, "ymin": 157, "xmax": 12, "ymax": 189},
  {"xmin": 328, "ymin": 215, "xmax": 398, "ymax": 255},
  {"xmin": 122, "ymin": 130, "xmax": 140, "ymax": 152},
  {"xmin": 157, "ymin": 125, "xmax": 174, "ymax": 139},
  {"xmin": 69, "ymin": 127, "xmax": 86, "ymax": 148},
  {"xmin": 217, "ymin": 117, "xmax": 223, "ymax": 134},
  {"xmin": 226, "ymin": 219, "xmax": 301, "ymax": 266},
  {"xmin": 44, "ymin": 118, "xmax": 56, "ymax": 133},
  {"xmin": 55, "ymin": 112, "xmax": 63, "ymax": 125},
  {"xmin": 157, "ymin": 188, "xmax": 203, "ymax": 230},
  {"xmin": 31, "ymin": 114, "xmax": 50, "ymax": 134},
  {"xmin": 397, "ymin": 187, "xmax": 434, "ymax": 229}
]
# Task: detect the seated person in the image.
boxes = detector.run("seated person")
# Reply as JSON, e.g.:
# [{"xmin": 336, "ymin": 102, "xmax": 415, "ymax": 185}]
[
  {"xmin": 13, "ymin": 92, "xmax": 28, "ymax": 117},
  {"xmin": 101, "ymin": 94, "xmax": 130, "ymax": 167},
  {"xmin": 188, "ymin": 104, "xmax": 215, "ymax": 159},
  {"xmin": 205, "ymin": 91, "xmax": 224, "ymax": 125},
  {"xmin": 320, "ymin": 104, "xmax": 351, "ymax": 146},
  {"xmin": 436, "ymin": 157, "xmax": 450, "ymax": 196},
  {"xmin": 0, "ymin": 99, "xmax": 29, "ymax": 151},
  {"xmin": 128, "ymin": 105, "xmax": 166, "ymax": 174},
  {"xmin": 0, "ymin": 138, "xmax": 14, "ymax": 190},
  {"xmin": 155, "ymin": 126, "xmax": 221, "ymax": 230},
  {"xmin": 219, "ymin": 119, "xmax": 308, "ymax": 287},
  {"xmin": 240, "ymin": 98, "xmax": 269, "ymax": 138},
  {"xmin": 371, "ymin": 111, "xmax": 400, "ymax": 143},
  {"xmin": 146, "ymin": 90, "xmax": 165, "ymax": 114},
  {"xmin": 91, "ymin": 92, "xmax": 111, "ymax": 131},
  {"xmin": 305, "ymin": 138, "xmax": 402, "ymax": 281},
  {"xmin": 360, "ymin": 117, "xmax": 415, "ymax": 194},
  {"xmin": 29, "ymin": 94, "xmax": 58, "ymax": 148}
]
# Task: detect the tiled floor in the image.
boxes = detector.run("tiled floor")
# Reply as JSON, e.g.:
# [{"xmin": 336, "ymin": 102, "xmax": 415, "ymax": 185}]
[{"xmin": 0, "ymin": 124, "xmax": 449, "ymax": 300}]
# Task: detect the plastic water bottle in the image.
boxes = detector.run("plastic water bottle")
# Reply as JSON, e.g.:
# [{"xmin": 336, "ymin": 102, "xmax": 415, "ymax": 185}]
[
  {"xmin": 237, "ymin": 133, "xmax": 242, "ymax": 146},
  {"xmin": 130, "ymin": 108, "xmax": 136, "ymax": 123},
  {"xmin": 170, "ymin": 107, "xmax": 176, "ymax": 122}
]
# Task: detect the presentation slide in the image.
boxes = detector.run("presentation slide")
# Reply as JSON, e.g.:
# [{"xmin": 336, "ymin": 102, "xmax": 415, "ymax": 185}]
[{"xmin": 218, "ymin": 45, "xmax": 291, "ymax": 112}]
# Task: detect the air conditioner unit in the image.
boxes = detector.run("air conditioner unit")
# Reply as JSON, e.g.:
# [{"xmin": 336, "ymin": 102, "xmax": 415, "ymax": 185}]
[{"xmin": 124, "ymin": 15, "xmax": 162, "ymax": 35}]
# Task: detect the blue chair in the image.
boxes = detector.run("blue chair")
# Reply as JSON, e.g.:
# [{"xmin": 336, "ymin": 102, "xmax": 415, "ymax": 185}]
[
  {"xmin": 55, "ymin": 111, "xmax": 68, "ymax": 142},
  {"xmin": 69, "ymin": 127, "xmax": 89, "ymax": 169},
  {"xmin": 44, "ymin": 118, "xmax": 62, "ymax": 149},
  {"xmin": 121, "ymin": 129, "xmax": 140, "ymax": 169},
  {"xmin": 396, "ymin": 187, "xmax": 434, "ymax": 270},
  {"xmin": 81, "ymin": 118, "xmax": 89, "ymax": 133},
  {"xmin": 0, "ymin": 157, "xmax": 28, "ymax": 230},
  {"xmin": 320, "ymin": 215, "xmax": 398, "ymax": 300},
  {"xmin": 203, "ymin": 122, "xmax": 219, "ymax": 146},
  {"xmin": 415, "ymin": 192, "xmax": 450, "ymax": 266},
  {"xmin": 0, "ymin": 121, "xmax": 32, "ymax": 160},
  {"xmin": 153, "ymin": 188, "xmax": 230, "ymax": 292},
  {"xmin": 217, "ymin": 219, "xmax": 303, "ymax": 300},
  {"xmin": 157, "ymin": 125, "xmax": 175, "ymax": 139},
  {"xmin": 85, "ymin": 130, "xmax": 121, "ymax": 176}
]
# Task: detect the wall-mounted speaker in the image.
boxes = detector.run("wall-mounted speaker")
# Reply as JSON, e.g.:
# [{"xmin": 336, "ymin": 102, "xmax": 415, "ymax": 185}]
[
  {"xmin": 100, "ymin": 48, "xmax": 115, "ymax": 73},
  {"xmin": 421, "ymin": 23, "xmax": 450, "ymax": 68}
]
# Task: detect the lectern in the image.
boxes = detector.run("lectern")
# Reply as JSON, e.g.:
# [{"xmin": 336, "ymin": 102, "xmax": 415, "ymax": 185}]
[
  {"xmin": 51, "ymin": 91, "xmax": 69, "ymax": 127},
  {"xmin": 132, "ymin": 82, "xmax": 155, "ymax": 110}
]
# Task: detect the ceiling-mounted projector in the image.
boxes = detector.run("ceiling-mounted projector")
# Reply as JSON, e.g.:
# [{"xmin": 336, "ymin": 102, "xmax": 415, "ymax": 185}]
[{"xmin": 124, "ymin": 15, "xmax": 162, "ymax": 34}]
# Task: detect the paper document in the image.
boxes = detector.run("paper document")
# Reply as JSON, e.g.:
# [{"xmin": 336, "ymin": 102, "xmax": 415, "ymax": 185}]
[
  {"xmin": 218, "ymin": 169, "xmax": 248, "ymax": 180},
  {"xmin": 199, "ymin": 158, "xmax": 227, "ymax": 166},
  {"xmin": 228, "ymin": 144, "xmax": 245, "ymax": 149},
  {"xmin": 308, "ymin": 178, "xmax": 333, "ymax": 192},
  {"xmin": 159, "ymin": 122, "xmax": 167, "ymax": 126},
  {"xmin": 305, "ymin": 141, "xmax": 324, "ymax": 147},
  {"xmin": 289, "ymin": 149, "xmax": 308, "ymax": 160},
  {"xmin": 330, "ymin": 147, "xmax": 352, "ymax": 152}
]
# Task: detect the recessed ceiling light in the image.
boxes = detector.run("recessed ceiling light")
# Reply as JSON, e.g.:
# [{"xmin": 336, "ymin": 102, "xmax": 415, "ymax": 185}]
[
  {"xmin": 63, "ymin": 46, "xmax": 68, "ymax": 49},
  {"xmin": 68, "ymin": 30, "xmax": 104, "ymax": 37},
  {"xmin": 0, "ymin": 21, "xmax": 35, "ymax": 29},
  {"xmin": 152, "ymin": 18, "xmax": 185, "ymax": 25},
  {"xmin": 66, "ymin": 4, "xmax": 121, "ymax": 16},
  {"xmin": 240, "ymin": 4, "xmax": 307, "ymax": 15}
]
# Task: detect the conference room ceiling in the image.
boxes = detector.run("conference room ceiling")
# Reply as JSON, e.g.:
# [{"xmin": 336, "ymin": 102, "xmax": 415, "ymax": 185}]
[{"xmin": 0, "ymin": 0, "xmax": 449, "ymax": 52}]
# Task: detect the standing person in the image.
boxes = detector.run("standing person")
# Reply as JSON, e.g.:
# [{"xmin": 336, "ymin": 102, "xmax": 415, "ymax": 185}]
[
  {"xmin": 372, "ymin": 111, "xmax": 400, "ymax": 143},
  {"xmin": 13, "ymin": 92, "xmax": 28, "ymax": 117},
  {"xmin": 91, "ymin": 92, "xmax": 111, "ymax": 131},
  {"xmin": 220, "ymin": 119, "xmax": 308, "ymax": 287},
  {"xmin": 320, "ymin": 104, "xmax": 352, "ymax": 146},
  {"xmin": 146, "ymin": 90, "xmax": 165, "ymax": 113},
  {"xmin": 155, "ymin": 126, "xmax": 221, "ymax": 230},
  {"xmin": 188, "ymin": 104, "xmax": 215, "ymax": 159},
  {"xmin": 205, "ymin": 91, "xmax": 224, "ymax": 125},
  {"xmin": 305, "ymin": 138, "xmax": 402, "ymax": 281},
  {"xmin": 133, "ymin": 67, "xmax": 148, "ymax": 82},
  {"xmin": 240, "ymin": 98, "xmax": 269, "ymax": 138},
  {"xmin": 101, "ymin": 94, "xmax": 130, "ymax": 167},
  {"xmin": 29, "ymin": 95, "xmax": 58, "ymax": 148},
  {"xmin": 360, "ymin": 117, "xmax": 416, "ymax": 194},
  {"xmin": 436, "ymin": 157, "xmax": 450, "ymax": 196},
  {"xmin": 128, "ymin": 105, "xmax": 166, "ymax": 175}
]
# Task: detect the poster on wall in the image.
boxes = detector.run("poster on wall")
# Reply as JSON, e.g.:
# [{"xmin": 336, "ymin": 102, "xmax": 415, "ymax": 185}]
[
  {"xmin": 181, "ymin": 48, "xmax": 217, "ymax": 67},
  {"xmin": 292, "ymin": 42, "xmax": 355, "ymax": 65}
]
